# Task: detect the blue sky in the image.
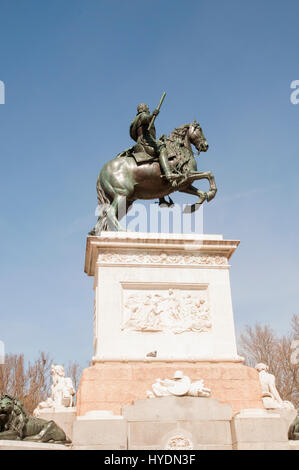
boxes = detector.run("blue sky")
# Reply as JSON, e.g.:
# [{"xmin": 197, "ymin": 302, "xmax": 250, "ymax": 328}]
[{"xmin": 0, "ymin": 0, "xmax": 298, "ymax": 366}]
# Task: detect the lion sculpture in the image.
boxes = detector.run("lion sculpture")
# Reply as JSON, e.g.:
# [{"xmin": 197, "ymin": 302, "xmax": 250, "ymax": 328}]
[{"xmin": 0, "ymin": 394, "xmax": 70, "ymax": 444}]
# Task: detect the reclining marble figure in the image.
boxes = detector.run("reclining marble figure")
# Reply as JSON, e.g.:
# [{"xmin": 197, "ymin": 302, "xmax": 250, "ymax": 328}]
[{"xmin": 147, "ymin": 370, "xmax": 211, "ymax": 398}]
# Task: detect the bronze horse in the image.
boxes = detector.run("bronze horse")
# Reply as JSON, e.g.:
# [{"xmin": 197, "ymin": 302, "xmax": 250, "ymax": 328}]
[{"xmin": 90, "ymin": 121, "xmax": 217, "ymax": 233}]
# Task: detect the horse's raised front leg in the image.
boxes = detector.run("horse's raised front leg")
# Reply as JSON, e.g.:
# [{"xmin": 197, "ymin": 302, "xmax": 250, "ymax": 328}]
[
  {"xmin": 179, "ymin": 184, "xmax": 207, "ymax": 213},
  {"xmin": 188, "ymin": 171, "xmax": 217, "ymax": 202}
]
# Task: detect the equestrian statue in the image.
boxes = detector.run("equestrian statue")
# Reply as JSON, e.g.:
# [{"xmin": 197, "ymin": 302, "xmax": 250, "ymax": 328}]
[{"xmin": 89, "ymin": 93, "xmax": 217, "ymax": 233}]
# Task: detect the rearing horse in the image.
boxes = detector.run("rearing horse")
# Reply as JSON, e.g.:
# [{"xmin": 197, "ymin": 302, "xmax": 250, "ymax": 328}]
[{"xmin": 90, "ymin": 121, "xmax": 217, "ymax": 233}]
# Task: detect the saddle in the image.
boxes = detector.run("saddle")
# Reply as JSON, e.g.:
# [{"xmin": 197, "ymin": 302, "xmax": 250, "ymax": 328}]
[
  {"xmin": 117, "ymin": 144, "xmax": 159, "ymax": 164},
  {"xmin": 117, "ymin": 135, "xmax": 174, "ymax": 165}
]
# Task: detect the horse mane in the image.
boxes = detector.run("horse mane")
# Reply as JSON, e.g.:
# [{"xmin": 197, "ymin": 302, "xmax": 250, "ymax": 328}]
[{"xmin": 168, "ymin": 124, "xmax": 190, "ymax": 142}]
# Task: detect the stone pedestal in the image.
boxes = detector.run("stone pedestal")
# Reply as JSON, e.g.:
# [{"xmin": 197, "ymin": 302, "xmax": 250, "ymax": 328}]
[
  {"xmin": 77, "ymin": 232, "xmax": 263, "ymax": 416},
  {"xmin": 231, "ymin": 409, "xmax": 290, "ymax": 450},
  {"xmin": 123, "ymin": 396, "xmax": 232, "ymax": 450},
  {"xmin": 72, "ymin": 414, "xmax": 127, "ymax": 450},
  {"xmin": 267, "ymin": 408, "xmax": 297, "ymax": 437},
  {"xmin": 85, "ymin": 232, "xmax": 241, "ymax": 361}
]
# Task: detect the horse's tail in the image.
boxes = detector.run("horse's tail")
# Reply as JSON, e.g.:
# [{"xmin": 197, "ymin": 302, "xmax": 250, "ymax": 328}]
[{"xmin": 88, "ymin": 175, "xmax": 112, "ymax": 234}]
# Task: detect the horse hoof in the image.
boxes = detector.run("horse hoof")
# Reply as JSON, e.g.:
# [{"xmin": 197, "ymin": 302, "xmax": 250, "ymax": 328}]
[{"xmin": 206, "ymin": 190, "xmax": 217, "ymax": 202}]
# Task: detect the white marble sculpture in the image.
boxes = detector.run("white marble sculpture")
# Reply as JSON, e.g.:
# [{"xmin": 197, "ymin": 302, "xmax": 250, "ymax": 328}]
[
  {"xmin": 147, "ymin": 370, "xmax": 211, "ymax": 398},
  {"xmin": 255, "ymin": 363, "xmax": 294, "ymax": 410},
  {"xmin": 122, "ymin": 289, "xmax": 211, "ymax": 334},
  {"xmin": 34, "ymin": 365, "xmax": 75, "ymax": 417}
]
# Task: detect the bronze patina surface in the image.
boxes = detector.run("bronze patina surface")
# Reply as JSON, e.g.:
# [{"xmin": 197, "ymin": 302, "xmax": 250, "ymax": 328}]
[
  {"xmin": 289, "ymin": 414, "xmax": 299, "ymax": 440},
  {"xmin": 0, "ymin": 394, "xmax": 71, "ymax": 444},
  {"xmin": 90, "ymin": 93, "xmax": 217, "ymax": 233}
]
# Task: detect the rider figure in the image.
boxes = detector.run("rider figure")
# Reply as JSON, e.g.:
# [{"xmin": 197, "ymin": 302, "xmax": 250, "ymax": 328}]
[{"xmin": 130, "ymin": 103, "xmax": 181, "ymax": 187}]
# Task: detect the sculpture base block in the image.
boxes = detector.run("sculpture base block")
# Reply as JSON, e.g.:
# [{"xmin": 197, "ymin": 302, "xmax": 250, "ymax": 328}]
[
  {"xmin": 85, "ymin": 233, "xmax": 241, "ymax": 362},
  {"xmin": 231, "ymin": 409, "xmax": 290, "ymax": 450},
  {"xmin": 72, "ymin": 415, "xmax": 127, "ymax": 450},
  {"xmin": 122, "ymin": 396, "xmax": 232, "ymax": 450},
  {"xmin": 76, "ymin": 360, "xmax": 263, "ymax": 416}
]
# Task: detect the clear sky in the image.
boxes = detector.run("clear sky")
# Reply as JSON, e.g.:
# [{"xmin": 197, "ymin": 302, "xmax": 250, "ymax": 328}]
[{"xmin": 0, "ymin": 0, "xmax": 298, "ymax": 366}]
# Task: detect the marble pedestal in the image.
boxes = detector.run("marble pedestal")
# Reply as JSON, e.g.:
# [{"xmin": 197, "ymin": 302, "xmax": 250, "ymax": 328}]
[
  {"xmin": 123, "ymin": 396, "xmax": 233, "ymax": 450},
  {"xmin": 77, "ymin": 233, "xmax": 263, "ymax": 416},
  {"xmin": 231, "ymin": 409, "xmax": 291, "ymax": 450}
]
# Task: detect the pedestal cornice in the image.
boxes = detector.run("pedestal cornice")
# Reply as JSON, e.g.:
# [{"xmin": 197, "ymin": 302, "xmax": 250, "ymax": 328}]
[{"xmin": 85, "ymin": 233, "xmax": 240, "ymax": 276}]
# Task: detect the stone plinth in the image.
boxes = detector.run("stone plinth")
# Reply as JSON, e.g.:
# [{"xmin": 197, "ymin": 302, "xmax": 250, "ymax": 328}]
[
  {"xmin": 78, "ymin": 232, "xmax": 263, "ymax": 417},
  {"xmin": 85, "ymin": 233, "xmax": 241, "ymax": 362},
  {"xmin": 231, "ymin": 409, "xmax": 290, "ymax": 450},
  {"xmin": 72, "ymin": 415, "xmax": 127, "ymax": 450},
  {"xmin": 76, "ymin": 360, "xmax": 263, "ymax": 416},
  {"xmin": 122, "ymin": 396, "xmax": 232, "ymax": 450},
  {"xmin": 267, "ymin": 408, "xmax": 297, "ymax": 437}
]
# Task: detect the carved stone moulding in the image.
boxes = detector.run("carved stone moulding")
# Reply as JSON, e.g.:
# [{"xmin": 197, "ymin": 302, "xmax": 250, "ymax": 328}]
[
  {"xmin": 84, "ymin": 232, "xmax": 240, "ymax": 276},
  {"xmin": 96, "ymin": 250, "xmax": 228, "ymax": 268}
]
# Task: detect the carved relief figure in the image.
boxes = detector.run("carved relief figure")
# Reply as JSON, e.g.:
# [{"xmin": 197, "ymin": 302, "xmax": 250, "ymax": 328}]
[{"xmin": 122, "ymin": 289, "xmax": 211, "ymax": 334}]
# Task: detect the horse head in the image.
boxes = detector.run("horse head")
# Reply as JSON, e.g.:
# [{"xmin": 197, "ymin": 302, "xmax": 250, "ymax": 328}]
[{"xmin": 188, "ymin": 120, "xmax": 209, "ymax": 154}]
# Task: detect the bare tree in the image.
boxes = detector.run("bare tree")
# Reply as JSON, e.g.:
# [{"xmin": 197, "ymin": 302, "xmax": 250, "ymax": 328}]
[
  {"xmin": 24, "ymin": 352, "xmax": 53, "ymax": 413},
  {"xmin": 238, "ymin": 324, "xmax": 279, "ymax": 371},
  {"xmin": 65, "ymin": 360, "xmax": 82, "ymax": 405},
  {"xmin": 238, "ymin": 316, "xmax": 299, "ymax": 408},
  {"xmin": 0, "ymin": 353, "xmax": 83, "ymax": 413},
  {"xmin": 291, "ymin": 314, "xmax": 299, "ymax": 339},
  {"xmin": 0, "ymin": 354, "xmax": 24, "ymax": 397}
]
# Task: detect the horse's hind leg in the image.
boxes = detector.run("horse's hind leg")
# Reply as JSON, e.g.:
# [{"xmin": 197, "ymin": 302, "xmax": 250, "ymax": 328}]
[{"xmin": 106, "ymin": 194, "xmax": 129, "ymax": 231}]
